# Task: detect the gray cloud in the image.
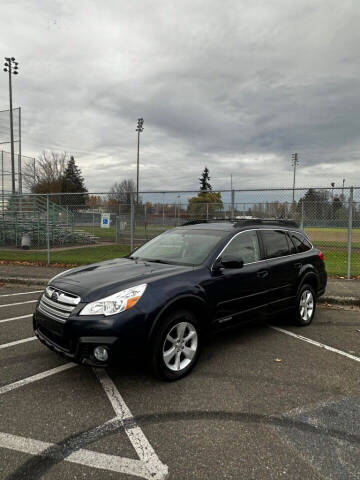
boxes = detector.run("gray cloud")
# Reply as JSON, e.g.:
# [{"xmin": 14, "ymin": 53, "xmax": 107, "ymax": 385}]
[{"xmin": 0, "ymin": 0, "xmax": 360, "ymax": 194}]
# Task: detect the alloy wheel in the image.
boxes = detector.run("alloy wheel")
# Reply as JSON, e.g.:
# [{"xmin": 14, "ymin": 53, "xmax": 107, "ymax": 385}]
[
  {"xmin": 162, "ymin": 321, "xmax": 198, "ymax": 372},
  {"xmin": 299, "ymin": 289, "xmax": 314, "ymax": 322}
]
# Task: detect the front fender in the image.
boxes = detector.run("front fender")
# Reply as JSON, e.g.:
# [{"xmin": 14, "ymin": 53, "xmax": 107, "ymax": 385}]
[{"xmin": 148, "ymin": 293, "xmax": 210, "ymax": 342}]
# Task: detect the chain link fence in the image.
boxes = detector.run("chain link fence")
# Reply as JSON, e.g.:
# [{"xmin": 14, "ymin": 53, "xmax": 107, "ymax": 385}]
[{"xmin": 0, "ymin": 187, "xmax": 359, "ymax": 278}]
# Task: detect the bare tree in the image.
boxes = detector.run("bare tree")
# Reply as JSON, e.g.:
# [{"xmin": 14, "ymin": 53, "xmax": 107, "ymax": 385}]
[
  {"xmin": 22, "ymin": 150, "xmax": 68, "ymax": 193},
  {"xmin": 108, "ymin": 179, "xmax": 136, "ymax": 213}
]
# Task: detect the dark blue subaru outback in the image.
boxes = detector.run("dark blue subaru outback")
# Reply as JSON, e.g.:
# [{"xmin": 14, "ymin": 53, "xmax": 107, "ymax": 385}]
[{"xmin": 33, "ymin": 219, "xmax": 327, "ymax": 380}]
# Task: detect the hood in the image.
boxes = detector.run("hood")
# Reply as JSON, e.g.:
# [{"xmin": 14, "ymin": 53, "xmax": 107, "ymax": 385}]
[{"xmin": 50, "ymin": 257, "xmax": 192, "ymax": 301}]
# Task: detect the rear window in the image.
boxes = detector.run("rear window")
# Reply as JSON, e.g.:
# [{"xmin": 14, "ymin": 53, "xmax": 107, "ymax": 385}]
[
  {"xmin": 291, "ymin": 232, "xmax": 312, "ymax": 253},
  {"xmin": 261, "ymin": 230, "xmax": 290, "ymax": 259}
]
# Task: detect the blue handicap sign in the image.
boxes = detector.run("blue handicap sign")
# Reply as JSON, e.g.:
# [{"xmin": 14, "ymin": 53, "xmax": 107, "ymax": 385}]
[{"xmin": 103, "ymin": 218, "xmax": 109, "ymax": 225}]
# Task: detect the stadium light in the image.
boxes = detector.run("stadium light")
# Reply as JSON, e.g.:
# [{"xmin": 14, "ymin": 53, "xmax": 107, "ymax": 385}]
[
  {"xmin": 135, "ymin": 117, "xmax": 144, "ymax": 204},
  {"xmin": 3, "ymin": 56, "xmax": 19, "ymax": 194},
  {"xmin": 291, "ymin": 153, "xmax": 299, "ymax": 203}
]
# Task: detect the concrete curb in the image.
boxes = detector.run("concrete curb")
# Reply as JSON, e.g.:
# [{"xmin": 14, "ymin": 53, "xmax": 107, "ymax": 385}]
[
  {"xmin": 318, "ymin": 295, "xmax": 360, "ymax": 307},
  {"xmin": 0, "ymin": 276, "xmax": 49, "ymax": 286}
]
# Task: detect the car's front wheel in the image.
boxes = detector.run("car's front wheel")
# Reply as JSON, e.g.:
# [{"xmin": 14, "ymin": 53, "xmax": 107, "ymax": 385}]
[
  {"xmin": 295, "ymin": 284, "xmax": 316, "ymax": 326},
  {"xmin": 151, "ymin": 309, "xmax": 201, "ymax": 381}
]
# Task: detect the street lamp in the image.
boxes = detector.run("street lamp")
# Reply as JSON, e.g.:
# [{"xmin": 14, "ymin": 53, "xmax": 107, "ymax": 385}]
[
  {"xmin": 3, "ymin": 57, "xmax": 19, "ymax": 194},
  {"xmin": 291, "ymin": 153, "xmax": 299, "ymax": 203},
  {"xmin": 135, "ymin": 118, "xmax": 144, "ymax": 204}
]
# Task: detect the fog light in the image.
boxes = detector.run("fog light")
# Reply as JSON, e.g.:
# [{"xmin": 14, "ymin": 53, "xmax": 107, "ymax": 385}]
[{"xmin": 93, "ymin": 346, "xmax": 109, "ymax": 362}]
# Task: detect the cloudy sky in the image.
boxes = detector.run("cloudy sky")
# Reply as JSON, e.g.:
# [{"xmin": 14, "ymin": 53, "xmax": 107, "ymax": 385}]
[{"xmin": 1, "ymin": 0, "xmax": 360, "ymax": 195}]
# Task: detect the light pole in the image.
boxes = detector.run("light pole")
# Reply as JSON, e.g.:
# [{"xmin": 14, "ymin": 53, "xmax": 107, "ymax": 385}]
[
  {"xmin": 331, "ymin": 182, "xmax": 335, "ymax": 199},
  {"xmin": 3, "ymin": 57, "xmax": 19, "ymax": 194},
  {"xmin": 342, "ymin": 178, "xmax": 345, "ymax": 199},
  {"xmin": 291, "ymin": 153, "xmax": 299, "ymax": 203},
  {"xmin": 135, "ymin": 118, "xmax": 144, "ymax": 204}
]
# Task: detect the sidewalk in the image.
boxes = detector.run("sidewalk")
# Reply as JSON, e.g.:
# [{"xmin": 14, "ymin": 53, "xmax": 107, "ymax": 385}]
[{"xmin": 0, "ymin": 263, "xmax": 359, "ymax": 306}]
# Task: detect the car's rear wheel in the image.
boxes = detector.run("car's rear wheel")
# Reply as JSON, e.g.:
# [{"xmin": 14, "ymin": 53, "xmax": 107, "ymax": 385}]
[
  {"xmin": 151, "ymin": 309, "xmax": 201, "ymax": 381},
  {"xmin": 295, "ymin": 284, "xmax": 316, "ymax": 326}
]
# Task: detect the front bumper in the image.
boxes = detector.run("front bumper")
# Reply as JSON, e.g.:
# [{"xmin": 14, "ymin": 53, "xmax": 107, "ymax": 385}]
[{"xmin": 33, "ymin": 304, "xmax": 149, "ymax": 367}]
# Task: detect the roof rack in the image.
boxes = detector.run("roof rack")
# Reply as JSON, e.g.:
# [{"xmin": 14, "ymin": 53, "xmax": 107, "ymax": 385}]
[
  {"xmin": 233, "ymin": 219, "xmax": 299, "ymax": 228},
  {"xmin": 181, "ymin": 218, "xmax": 299, "ymax": 228}
]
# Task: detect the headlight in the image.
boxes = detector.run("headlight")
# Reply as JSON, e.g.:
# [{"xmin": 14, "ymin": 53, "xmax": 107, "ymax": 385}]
[{"xmin": 79, "ymin": 284, "xmax": 147, "ymax": 316}]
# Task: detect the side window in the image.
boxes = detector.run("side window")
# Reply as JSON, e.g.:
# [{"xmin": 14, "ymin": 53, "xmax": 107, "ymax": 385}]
[
  {"xmin": 222, "ymin": 230, "xmax": 261, "ymax": 264},
  {"xmin": 261, "ymin": 230, "xmax": 290, "ymax": 259},
  {"xmin": 291, "ymin": 232, "xmax": 312, "ymax": 253}
]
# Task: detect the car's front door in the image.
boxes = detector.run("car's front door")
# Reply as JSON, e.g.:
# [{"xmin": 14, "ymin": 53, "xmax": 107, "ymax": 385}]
[{"xmin": 207, "ymin": 229, "xmax": 271, "ymax": 326}]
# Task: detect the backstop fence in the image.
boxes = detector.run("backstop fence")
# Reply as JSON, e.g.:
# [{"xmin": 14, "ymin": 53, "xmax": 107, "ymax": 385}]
[{"xmin": 0, "ymin": 186, "xmax": 359, "ymax": 278}]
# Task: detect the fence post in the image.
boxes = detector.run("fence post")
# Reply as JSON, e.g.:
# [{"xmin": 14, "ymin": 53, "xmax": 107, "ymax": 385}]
[
  {"xmin": 130, "ymin": 192, "xmax": 134, "ymax": 252},
  {"xmin": 46, "ymin": 194, "xmax": 50, "ymax": 265},
  {"xmin": 231, "ymin": 190, "xmax": 235, "ymax": 219},
  {"xmin": 347, "ymin": 187, "xmax": 353, "ymax": 280},
  {"xmin": 1, "ymin": 151, "xmax": 4, "ymax": 219},
  {"xmin": 301, "ymin": 200, "xmax": 304, "ymax": 229}
]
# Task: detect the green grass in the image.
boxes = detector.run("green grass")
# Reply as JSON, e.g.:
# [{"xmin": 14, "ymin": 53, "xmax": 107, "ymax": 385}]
[
  {"xmin": 320, "ymin": 249, "xmax": 359, "ymax": 277},
  {"xmin": 0, "ymin": 244, "xmax": 130, "ymax": 266}
]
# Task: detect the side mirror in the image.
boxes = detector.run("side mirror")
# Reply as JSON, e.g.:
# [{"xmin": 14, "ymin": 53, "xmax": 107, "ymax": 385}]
[
  {"xmin": 213, "ymin": 255, "xmax": 244, "ymax": 270},
  {"xmin": 221, "ymin": 255, "xmax": 244, "ymax": 269}
]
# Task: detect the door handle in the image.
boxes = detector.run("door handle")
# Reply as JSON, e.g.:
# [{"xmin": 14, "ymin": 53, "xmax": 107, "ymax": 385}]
[{"xmin": 257, "ymin": 270, "xmax": 269, "ymax": 278}]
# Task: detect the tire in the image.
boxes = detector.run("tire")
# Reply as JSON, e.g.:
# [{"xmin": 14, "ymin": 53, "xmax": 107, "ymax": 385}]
[
  {"xmin": 295, "ymin": 284, "xmax": 316, "ymax": 326},
  {"xmin": 151, "ymin": 309, "xmax": 201, "ymax": 381}
]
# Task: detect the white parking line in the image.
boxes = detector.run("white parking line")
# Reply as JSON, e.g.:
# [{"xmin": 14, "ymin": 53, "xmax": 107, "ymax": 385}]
[
  {"xmin": 270, "ymin": 326, "xmax": 360, "ymax": 363},
  {"xmin": 94, "ymin": 368, "xmax": 169, "ymax": 480},
  {"xmin": 0, "ymin": 363, "xmax": 76, "ymax": 395},
  {"xmin": 0, "ymin": 299, "xmax": 38, "ymax": 308},
  {"xmin": 0, "ymin": 336, "xmax": 36, "ymax": 350},
  {"xmin": 0, "ymin": 290, "xmax": 43, "ymax": 297},
  {"xmin": 0, "ymin": 314, "xmax": 32, "ymax": 324},
  {"xmin": 0, "ymin": 431, "xmax": 151, "ymax": 479}
]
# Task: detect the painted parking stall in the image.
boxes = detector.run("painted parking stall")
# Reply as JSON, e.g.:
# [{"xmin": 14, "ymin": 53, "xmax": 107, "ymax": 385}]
[{"xmin": 0, "ymin": 287, "xmax": 359, "ymax": 479}]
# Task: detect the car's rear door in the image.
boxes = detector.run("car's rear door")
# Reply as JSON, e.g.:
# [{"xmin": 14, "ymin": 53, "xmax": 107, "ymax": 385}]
[
  {"xmin": 209, "ymin": 229, "xmax": 271, "ymax": 325},
  {"xmin": 259, "ymin": 229, "xmax": 299, "ymax": 312}
]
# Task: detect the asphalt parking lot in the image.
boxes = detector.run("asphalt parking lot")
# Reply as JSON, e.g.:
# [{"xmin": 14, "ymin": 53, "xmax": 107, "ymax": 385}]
[{"xmin": 0, "ymin": 284, "xmax": 359, "ymax": 480}]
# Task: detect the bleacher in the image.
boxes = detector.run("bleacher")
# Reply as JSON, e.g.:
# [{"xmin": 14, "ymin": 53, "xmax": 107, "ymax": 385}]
[{"xmin": 0, "ymin": 194, "xmax": 95, "ymax": 248}]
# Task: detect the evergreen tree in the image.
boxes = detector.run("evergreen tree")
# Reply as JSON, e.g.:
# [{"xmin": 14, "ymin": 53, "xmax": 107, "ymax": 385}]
[
  {"xmin": 199, "ymin": 167, "xmax": 212, "ymax": 194},
  {"xmin": 62, "ymin": 156, "xmax": 88, "ymax": 209}
]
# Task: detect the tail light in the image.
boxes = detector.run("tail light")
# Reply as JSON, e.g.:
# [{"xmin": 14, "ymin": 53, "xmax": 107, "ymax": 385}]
[{"xmin": 318, "ymin": 251, "xmax": 325, "ymax": 262}]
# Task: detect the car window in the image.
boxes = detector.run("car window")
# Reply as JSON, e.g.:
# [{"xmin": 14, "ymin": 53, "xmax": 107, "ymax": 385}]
[
  {"xmin": 291, "ymin": 232, "xmax": 312, "ymax": 253},
  {"xmin": 131, "ymin": 228, "xmax": 225, "ymax": 266},
  {"xmin": 222, "ymin": 230, "xmax": 261, "ymax": 264},
  {"xmin": 261, "ymin": 230, "xmax": 290, "ymax": 259}
]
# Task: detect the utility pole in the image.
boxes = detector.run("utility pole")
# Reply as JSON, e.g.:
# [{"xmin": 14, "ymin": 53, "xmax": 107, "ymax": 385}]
[
  {"xmin": 342, "ymin": 178, "xmax": 345, "ymax": 199},
  {"xmin": 135, "ymin": 118, "xmax": 144, "ymax": 204},
  {"xmin": 291, "ymin": 153, "xmax": 299, "ymax": 203},
  {"xmin": 3, "ymin": 57, "xmax": 19, "ymax": 194}
]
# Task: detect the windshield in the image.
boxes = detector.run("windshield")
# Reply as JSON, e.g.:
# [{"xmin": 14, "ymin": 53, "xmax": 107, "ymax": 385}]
[{"xmin": 130, "ymin": 228, "xmax": 226, "ymax": 266}]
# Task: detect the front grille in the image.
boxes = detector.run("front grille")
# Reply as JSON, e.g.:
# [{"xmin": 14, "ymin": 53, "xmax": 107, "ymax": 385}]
[{"xmin": 38, "ymin": 286, "xmax": 80, "ymax": 323}]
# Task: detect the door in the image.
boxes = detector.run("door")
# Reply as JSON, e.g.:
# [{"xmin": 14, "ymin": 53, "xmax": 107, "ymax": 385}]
[
  {"xmin": 207, "ymin": 230, "xmax": 271, "ymax": 325},
  {"xmin": 259, "ymin": 229, "xmax": 299, "ymax": 312}
]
